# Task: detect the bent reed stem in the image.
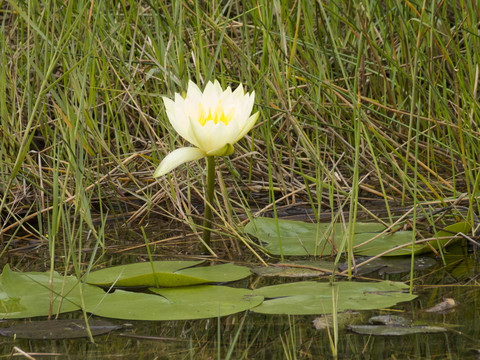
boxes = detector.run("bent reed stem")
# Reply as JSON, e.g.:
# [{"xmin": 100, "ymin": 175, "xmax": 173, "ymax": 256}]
[{"xmin": 202, "ymin": 156, "xmax": 215, "ymax": 251}]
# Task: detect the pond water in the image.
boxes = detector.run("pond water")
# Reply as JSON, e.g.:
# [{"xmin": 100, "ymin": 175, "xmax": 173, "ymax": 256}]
[{"xmin": 1, "ymin": 219, "xmax": 480, "ymax": 359}]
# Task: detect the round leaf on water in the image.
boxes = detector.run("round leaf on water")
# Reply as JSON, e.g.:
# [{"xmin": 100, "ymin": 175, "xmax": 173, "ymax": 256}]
[
  {"xmin": 252, "ymin": 280, "xmax": 416, "ymax": 315},
  {"xmin": 353, "ymin": 223, "xmax": 471, "ymax": 256},
  {"xmin": 244, "ymin": 218, "xmax": 393, "ymax": 256},
  {"xmin": 178, "ymin": 263, "xmax": 252, "ymax": 283},
  {"xmin": 436, "ymin": 221, "xmax": 471, "ymax": 237},
  {"xmin": 245, "ymin": 218, "xmax": 470, "ymax": 257},
  {"xmin": 352, "ymin": 231, "xmax": 422, "ymax": 256},
  {"xmin": 85, "ymin": 261, "xmax": 251, "ymax": 287},
  {"xmin": 85, "ymin": 260, "xmax": 203, "ymax": 287},
  {"xmin": 87, "ymin": 285, "xmax": 263, "ymax": 320},
  {"xmin": 0, "ymin": 265, "xmax": 105, "ymax": 319}
]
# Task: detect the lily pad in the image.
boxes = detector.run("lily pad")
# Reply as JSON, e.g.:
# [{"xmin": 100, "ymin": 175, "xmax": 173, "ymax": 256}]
[
  {"xmin": 354, "ymin": 222, "xmax": 470, "ymax": 256},
  {"xmin": 86, "ymin": 261, "xmax": 252, "ymax": 287},
  {"xmin": 251, "ymin": 280, "xmax": 416, "ymax": 315},
  {"xmin": 0, "ymin": 265, "xmax": 261, "ymax": 321},
  {"xmin": 0, "ymin": 319, "xmax": 120, "ymax": 339},
  {"xmin": 0, "ymin": 265, "xmax": 105, "ymax": 319},
  {"xmin": 245, "ymin": 218, "xmax": 470, "ymax": 257},
  {"xmin": 347, "ymin": 324, "xmax": 447, "ymax": 336},
  {"xmin": 87, "ymin": 285, "xmax": 263, "ymax": 320}
]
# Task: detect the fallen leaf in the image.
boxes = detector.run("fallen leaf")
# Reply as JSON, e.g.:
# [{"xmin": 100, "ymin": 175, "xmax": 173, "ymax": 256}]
[{"xmin": 424, "ymin": 298, "xmax": 458, "ymax": 313}]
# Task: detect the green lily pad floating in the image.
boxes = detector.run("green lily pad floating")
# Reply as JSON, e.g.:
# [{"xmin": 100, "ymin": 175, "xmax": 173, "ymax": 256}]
[
  {"xmin": 347, "ymin": 324, "xmax": 447, "ymax": 336},
  {"xmin": 86, "ymin": 261, "xmax": 252, "ymax": 287},
  {"xmin": 0, "ymin": 265, "xmax": 105, "ymax": 319},
  {"xmin": 87, "ymin": 285, "xmax": 263, "ymax": 321},
  {"xmin": 245, "ymin": 217, "xmax": 471, "ymax": 257},
  {"xmin": 355, "ymin": 222, "xmax": 471, "ymax": 257},
  {"xmin": 0, "ymin": 319, "xmax": 121, "ymax": 339},
  {"xmin": 251, "ymin": 280, "xmax": 417, "ymax": 315}
]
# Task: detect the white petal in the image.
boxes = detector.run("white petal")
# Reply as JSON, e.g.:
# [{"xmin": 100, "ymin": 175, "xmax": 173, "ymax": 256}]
[
  {"xmin": 163, "ymin": 96, "xmax": 190, "ymax": 141},
  {"xmin": 232, "ymin": 83, "xmax": 245, "ymax": 98},
  {"xmin": 211, "ymin": 80, "xmax": 224, "ymax": 96},
  {"xmin": 201, "ymin": 81, "xmax": 221, "ymax": 111},
  {"xmin": 233, "ymin": 111, "xmax": 259, "ymax": 143},
  {"xmin": 162, "ymin": 96, "xmax": 178, "ymax": 119},
  {"xmin": 229, "ymin": 90, "xmax": 254, "ymax": 126},
  {"xmin": 195, "ymin": 119, "xmax": 238, "ymax": 153},
  {"xmin": 187, "ymin": 115, "xmax": 208, "ymax": 150},
  {"xmin": 220, "ymin": 85, "xmax": 233, "ymax": 100},
  {"xmin": 153, "ymin": 147, "xmax": 206, "ymax": 177},
  {"xmin": 209, "ymin": 121, "xmax": 237, "ymax": 148},
  {"xmin": 186, "ymin": 80, "xmax": 202, "ymax": 101},
  {"xmin": 241, "ymin": 92, "xmax": 256, "ymax": 119}
]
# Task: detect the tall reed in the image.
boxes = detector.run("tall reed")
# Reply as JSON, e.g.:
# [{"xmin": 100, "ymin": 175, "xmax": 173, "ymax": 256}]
[{"xmin": 0, "ymin": 0, "xmax": 477, "ymax": 268}]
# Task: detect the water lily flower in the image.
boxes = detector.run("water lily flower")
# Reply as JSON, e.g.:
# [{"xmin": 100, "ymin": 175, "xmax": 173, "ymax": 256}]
[{"xmin": 154, "ymin": 80, "xmax": 259, "ymax": 177}]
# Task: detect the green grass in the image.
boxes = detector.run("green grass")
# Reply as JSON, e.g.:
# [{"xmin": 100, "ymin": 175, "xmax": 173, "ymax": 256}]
[{"xmin": 1, "ymin": 0, "xmax": 479, "ymax": 269}]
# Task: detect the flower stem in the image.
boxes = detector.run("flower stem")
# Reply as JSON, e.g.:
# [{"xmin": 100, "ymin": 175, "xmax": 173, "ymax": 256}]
[{"xmin": 202, "ymin": 156, "xmax": 215, "ymax": 251}]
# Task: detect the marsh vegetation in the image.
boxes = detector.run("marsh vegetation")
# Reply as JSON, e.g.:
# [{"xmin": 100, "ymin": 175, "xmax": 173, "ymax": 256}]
[{"xmin": 1, "ymin": 0, "xmax": 480, "ymax": 358}]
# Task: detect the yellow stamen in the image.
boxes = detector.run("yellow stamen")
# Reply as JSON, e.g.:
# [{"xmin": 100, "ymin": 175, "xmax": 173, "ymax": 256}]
[{"xmin": 197, "ymin": 101, "xmax": 234, "ymax": 126}]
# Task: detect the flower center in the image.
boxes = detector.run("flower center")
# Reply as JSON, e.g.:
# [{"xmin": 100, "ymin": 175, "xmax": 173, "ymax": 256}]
[{"xmin": 197, "ymin": 101, "xmax": 234, "ymax": 126}]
